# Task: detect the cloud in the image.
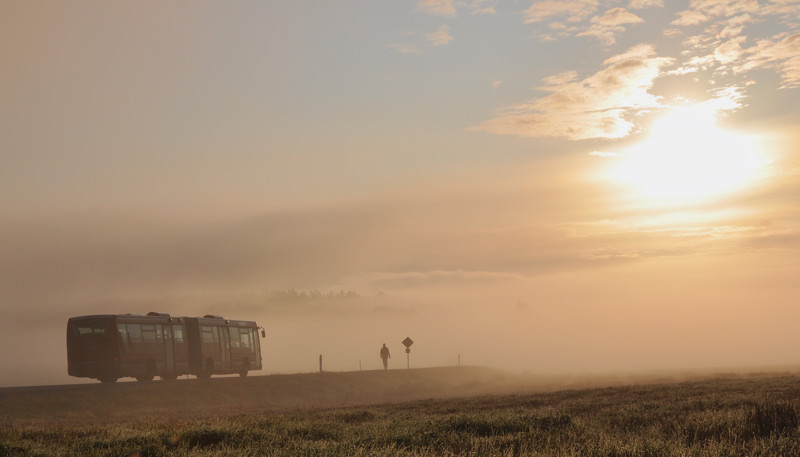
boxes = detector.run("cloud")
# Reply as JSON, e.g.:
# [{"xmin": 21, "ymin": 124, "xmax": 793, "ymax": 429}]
[
  {"xmin": 736, "ymin": 32, "xmax": 800, "ymax": 88},
  {"xmin": 392, "ymin": 44, "xmax": 422, "ymax": 54},
  {"xmin": 491, "ymin": 80, "xmax": 502, "ymax": 88},
  {"xmin": 674, "ymin": 12, "xmax": 753, "ymax": 45},
  {"xmin": 674, "ymin": 19, "xmax": 800, "ymax": 88},
  {"xmin": 724, "ymin": 14, "xmax": 753, "ymax": 35},
  {"xmin": 714, "ymin": 36, "xmax": 747, "ymax": 64},
  {"xmin": 668, "ymin": 54, "xmax": 716, "ymax": 75},
  {"xmin": 524, "ymin": 0, "xmax": 599, "ymax": 24},
  {"xmin": 629, "ymin": 0, "xmax": 663, "ymax": 8},
  {"xmin": 427, "ymin": 25, "xmax": 454, "ymax": 46},
  {"xmin": 541, "ymin": 71, "xmax": 579, "ymax": 86},
  {"xmin": 762, "ymin": 0, "xmax": 800, "ymax": 16},
  {"xmin": 690, "ymin": 0, "xmax": 759, "ymax": 20},
  {"xmin": 416, "ymin": 0, "xmax": 457, "ymax": 16},
  {"xmin": 665, "ymin": 1, "xmax": 800, "ymax": 93},
  {"xmin": 594, "ymin": 7, "xmax": 644, "ymax": 26},
  {"xmin": 577, "ymin": 8, "xmax": 644, "ymax": 45},
  {"xmin": 471, "ymin": 44, "xmax": 674, "ymax": 140},
  {"xmin": 672, "ymin": 0, "xmax": 759, "ymax": 26},
  {"xmin": 470, "ymin": 0, "xmax": 496, "ymax": 15},
  {"xmin": 671, "ymin": 9, "xmax": 709, "ymax": 26},
  {"xmin": 526, "ymin": 3, "xmax": 644, "ymax": 44}
]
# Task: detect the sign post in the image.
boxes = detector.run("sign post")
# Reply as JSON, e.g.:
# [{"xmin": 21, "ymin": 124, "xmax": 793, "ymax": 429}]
[{"xmin": 402, "ymin": 337, "xmax": 414, "ymax": 369}]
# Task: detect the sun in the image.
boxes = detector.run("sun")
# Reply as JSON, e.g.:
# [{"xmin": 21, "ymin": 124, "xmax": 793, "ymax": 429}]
[{"xmin": 606, "ymin": 104, "xmax": 768, "ymax": 204}]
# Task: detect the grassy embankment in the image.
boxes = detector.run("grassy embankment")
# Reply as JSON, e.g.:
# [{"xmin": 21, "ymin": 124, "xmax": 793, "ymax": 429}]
[{"xmin": 3, "ymin": 367, "xmax": 800, "ymax": 456}]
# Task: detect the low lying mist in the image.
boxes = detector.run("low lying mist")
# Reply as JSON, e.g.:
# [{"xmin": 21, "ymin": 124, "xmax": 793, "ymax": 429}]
[
  {"xmin": 4, "ymin": 276, "xmax": 800, "ymax": 388},
  {"xmin": 2, "ymin": 205, "xmax": 800, "ymax": 387}
]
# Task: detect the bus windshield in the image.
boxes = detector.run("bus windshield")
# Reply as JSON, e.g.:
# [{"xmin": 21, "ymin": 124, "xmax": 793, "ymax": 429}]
[{"xmin": 71, "ymin": 318, "xmax": 112, "ymax": 336}]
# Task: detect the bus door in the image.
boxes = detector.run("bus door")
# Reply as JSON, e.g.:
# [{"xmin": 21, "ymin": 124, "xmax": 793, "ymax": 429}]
[
  {"xmin": 252, "ymin": 327, "xmax": 262, "ymax": 369},
  {"xmin": 219, "ymin": 326, "xmax": 231, "ymax": 371},
  {"xmin": 162, "ymin": 324, "xmax": 174, "ymax": 372}
]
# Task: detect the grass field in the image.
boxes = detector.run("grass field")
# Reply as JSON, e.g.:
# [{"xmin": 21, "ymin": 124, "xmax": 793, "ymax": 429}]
[{"xmin": 3, "ymin": 367, "xmax": 800, "ymax": 456}]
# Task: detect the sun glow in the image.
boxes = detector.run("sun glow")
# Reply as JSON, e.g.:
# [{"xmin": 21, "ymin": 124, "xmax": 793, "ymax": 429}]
[{"xmin": 607, "ymin": 104, "xmax": 769, "ymax": 204}]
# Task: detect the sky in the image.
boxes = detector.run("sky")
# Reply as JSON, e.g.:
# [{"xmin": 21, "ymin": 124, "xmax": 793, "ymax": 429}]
[{"xmin": 1, "ymin": 0, "xmax": 800, "ymax": 386}]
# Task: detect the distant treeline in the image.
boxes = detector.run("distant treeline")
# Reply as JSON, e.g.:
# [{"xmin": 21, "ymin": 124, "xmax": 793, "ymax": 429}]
[{"xmin": 267, "ymin": 289, "xmax": 361, "ymax": 302}]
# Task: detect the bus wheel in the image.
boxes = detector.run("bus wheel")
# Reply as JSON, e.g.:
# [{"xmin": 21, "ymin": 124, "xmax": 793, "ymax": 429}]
[
  {"xmin": 239, "ymin": 359, "xmax": 250, "ymax": 377},
  {"xmin": 99, "ymin": 377, "xmax": 117, "ymax": 384},
  {"xmin": 137, "ymin": 360, "xmax": 156, "ymax": 382}
]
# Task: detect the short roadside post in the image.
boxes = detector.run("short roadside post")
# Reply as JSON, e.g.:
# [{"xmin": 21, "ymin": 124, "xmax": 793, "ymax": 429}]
[{"xmin": 402, "ymin": 337, "xmax": 414, "ymax": 369}]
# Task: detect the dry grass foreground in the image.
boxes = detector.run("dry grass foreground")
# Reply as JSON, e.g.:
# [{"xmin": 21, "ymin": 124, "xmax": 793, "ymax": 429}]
[{"xmin": 3, "ymin": 367, "xmax": 800, "ymax": 456}]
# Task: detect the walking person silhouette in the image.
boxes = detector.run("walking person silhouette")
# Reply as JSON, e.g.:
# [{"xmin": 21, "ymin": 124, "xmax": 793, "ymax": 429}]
[{"xmin": 380, "ymin": 343, "xmax": 390, "ymax": 370}]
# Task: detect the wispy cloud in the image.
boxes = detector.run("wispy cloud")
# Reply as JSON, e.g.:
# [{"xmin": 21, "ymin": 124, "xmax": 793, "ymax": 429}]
[
  {"xmin": 391, "ymin": 43, "xmax": 422, "ymax": 54},
  {"xmin": 762, "ymin": 0, "xmax": 800, "ymax": 16},
  {"xmin": 714, "ymin": 36, "xmax": 747, "ymax": 64},
  {"xmin": 736, "ymin": 32, "xmax": 800, "ymax": 88},
  {"xmin": 471, "ymin": 44, "xmax": 674, "ymax": 140},
  {"xmin": 525, "ymin": 1, "xmax": 647, "ymax": 44},
  {"xmin": 669, "ymin": 2, "xmax": 800, "ymax": 89},
  {"xmin": 629, "ymin": 0, "xmax": 663, "ymax": 8},
  {"xmin": 668, "ymin": 54, "xmax": 716, "ymax": 75},
  {"xmin": 427, "ymin": 25, "xmax": 454, "ymax": 46},
  {"xmin": 671, "ymin": 9, "xmax": 710, "ymax": 26},
  {"xmin": 416, "ymin": 0, "xmax": 457, "ymax": 16},
  {"xmin": 415, "ymin": 0, "xmax": 497, "ymax": 17},
  {"xmin": 577, "ymin": 8, "xmax": 644, "ymax": 45},
  {"xmin": 673, "ymin": 0, "xmax": 759, "ymax": 26},
  {"xmin": 470, "ymin": 0, "xmax": 497, "ymax": 15},
  {"xmin": 524, "ymin": 0, "xmax": 599, "ymax": 24}
]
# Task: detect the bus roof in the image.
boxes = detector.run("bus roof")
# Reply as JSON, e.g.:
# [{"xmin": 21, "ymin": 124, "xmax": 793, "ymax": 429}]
[
  {"xmin": 68, "ymin": 313, "xmax": 258, "ymax": 327},
  {"xmin": 191, "ymin": 316, "xmax": 258, "ymax": 327}
]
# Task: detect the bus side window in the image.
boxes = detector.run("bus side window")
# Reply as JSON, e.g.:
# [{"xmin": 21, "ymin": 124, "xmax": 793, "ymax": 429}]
[
  {"xmin": 128, "ymin": 324, "xmax": 142, "ymax": 344},
  {"xmin": 142, "ymin": 325, "xmax": 157, "ymax": 344},
  {"xmin": 229, "ymin": 328, "xmax": 240, "ymax": 348},
  {"xmin": 172, "ymin": 325, "xmax": 184, "ymax": 344},
  {"xmin": 240, "ymin": 329, "xmax": 252, "ymax": 350},
  {"xmin": 124, "ymin": 324, "xmax": 142, "ymax": 354},
  {"xmin": 118, "ymin": 324, "xmax": 129, "ymax": 344},
  {"xmin": 201, "ymin": 326, "xmax": 217, "ymax": 344}
]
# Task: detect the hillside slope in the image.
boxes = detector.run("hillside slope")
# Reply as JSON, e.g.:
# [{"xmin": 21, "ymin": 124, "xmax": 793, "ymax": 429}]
[
  {"xmin": 4, "ymin": 370, "xmax": 800, "ymax": 456},
  {"xmin": 0, "ymin": 367, "xmax": 529, "ymax": 423}
]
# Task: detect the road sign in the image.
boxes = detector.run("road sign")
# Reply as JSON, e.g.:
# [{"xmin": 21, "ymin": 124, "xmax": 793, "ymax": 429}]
[{"xmin": 402, "ymin": 337, "xmax": 414, "ymax": 369}]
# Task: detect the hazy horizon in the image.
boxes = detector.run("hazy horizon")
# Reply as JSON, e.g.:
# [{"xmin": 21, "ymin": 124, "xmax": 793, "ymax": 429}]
[{"xmin": 2, "ymin": 1, "xmax": 800, "ymax": 387}]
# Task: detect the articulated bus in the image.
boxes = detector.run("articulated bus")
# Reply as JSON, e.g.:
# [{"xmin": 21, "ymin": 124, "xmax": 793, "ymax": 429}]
[{"xmin": 67, "ymin": 312, "xmax": 264, "ymax": 383}]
